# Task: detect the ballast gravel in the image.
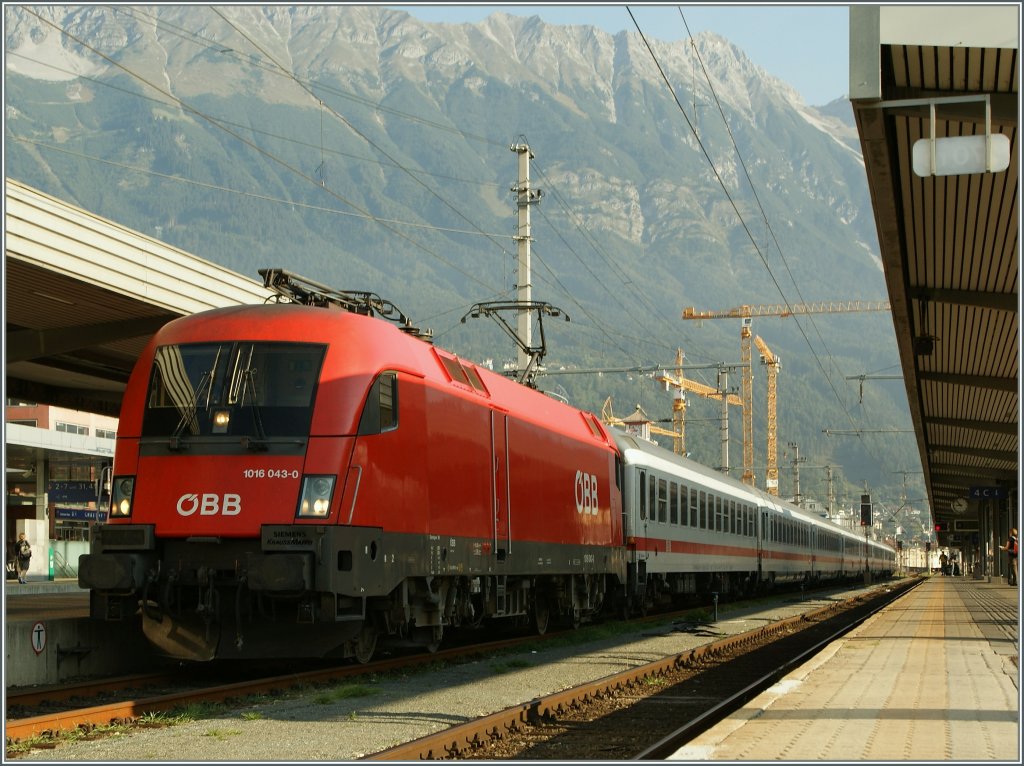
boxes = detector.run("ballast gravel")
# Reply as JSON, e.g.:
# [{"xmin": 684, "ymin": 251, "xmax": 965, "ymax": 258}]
[{"xmin": 13, "ymin": 583, "xmax": 892, "ymax": 761}]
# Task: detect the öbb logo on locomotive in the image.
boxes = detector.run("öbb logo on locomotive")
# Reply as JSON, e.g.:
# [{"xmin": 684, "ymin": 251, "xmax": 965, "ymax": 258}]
[
  {"xmin": 575, "ymin": 470, "xmax": 599, "ymax": 515},
  {"xmin": 176, "ymin": 493, "xmax": 242, "ymax": 516}
]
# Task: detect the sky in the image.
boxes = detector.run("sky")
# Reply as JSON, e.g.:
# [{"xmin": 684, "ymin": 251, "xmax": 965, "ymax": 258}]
[{"xmin": 387, "ymin": 4, "xmax": 850, "ymax": 105}]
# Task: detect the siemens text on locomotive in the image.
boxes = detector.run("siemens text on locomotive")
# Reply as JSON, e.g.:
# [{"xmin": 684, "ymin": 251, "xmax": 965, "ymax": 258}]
[{"xmin": 78, "ymin": 269, "xmax": 895, "ymax": 662}]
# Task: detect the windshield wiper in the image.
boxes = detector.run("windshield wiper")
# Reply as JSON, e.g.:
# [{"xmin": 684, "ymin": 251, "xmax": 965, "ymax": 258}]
[
  {"xmin": 169, "ymin": 347, "xmax": 223, "ymax": 448},
  {"xmin": 235, "ymin": 356, "xmax": 269, "ymax": 450}
]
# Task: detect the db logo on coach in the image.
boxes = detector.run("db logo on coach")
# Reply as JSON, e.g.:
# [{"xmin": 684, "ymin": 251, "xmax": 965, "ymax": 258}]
[{"xmin": 177, "ymin": 493, "xmax": 241, "ymax": 516}]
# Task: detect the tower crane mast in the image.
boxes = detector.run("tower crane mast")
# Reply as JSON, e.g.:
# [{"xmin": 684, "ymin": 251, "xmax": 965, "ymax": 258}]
[
  {"xmin": 754, "ymin": 335, "xmax": 781, "ymax": 495},
  {"xmin": 682, "ymin": 300, "xmax": 891, "ymax": 492}
]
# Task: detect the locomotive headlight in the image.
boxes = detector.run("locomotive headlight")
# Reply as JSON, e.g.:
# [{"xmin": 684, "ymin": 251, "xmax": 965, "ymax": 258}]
[
  {"xmin": 297, "ymin": 475, "xmax": 336, "ymax": 518},
  {"xmin": 111, "ymin": 476, "xmax": 135, "ymax": 518},
  {"xmin": 211, "ymin": 409, "xmax": 230, "ymax": 434}
]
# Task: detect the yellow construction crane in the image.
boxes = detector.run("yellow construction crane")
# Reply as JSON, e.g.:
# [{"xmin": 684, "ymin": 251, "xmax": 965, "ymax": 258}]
[
  {"xmin": 754, "ymin": 336, "xmax": 780, "ymax": 495},
  {"xmin": 682, "ymin": 301, "xmax": 891, "ymax": 489},
  {"xmin": 655, "ymin": 349, "xmax": 743, "ymax": 456}
]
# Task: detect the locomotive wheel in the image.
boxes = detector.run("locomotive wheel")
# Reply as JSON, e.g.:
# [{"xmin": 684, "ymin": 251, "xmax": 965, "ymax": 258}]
[{"xmin": 354, "ymin": 624, "xmax": 378, "ymax": 664}]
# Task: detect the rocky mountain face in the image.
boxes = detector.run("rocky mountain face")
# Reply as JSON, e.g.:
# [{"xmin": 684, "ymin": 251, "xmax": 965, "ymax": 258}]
[{"xmin": 3, "ymin": 5, "xmax": 921, "ymax": 502}]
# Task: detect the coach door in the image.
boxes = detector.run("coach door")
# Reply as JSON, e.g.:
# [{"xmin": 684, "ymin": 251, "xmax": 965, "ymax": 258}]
[{"xmin": 491, "ymin": 411, "xmax": 511, "ymax": 561}]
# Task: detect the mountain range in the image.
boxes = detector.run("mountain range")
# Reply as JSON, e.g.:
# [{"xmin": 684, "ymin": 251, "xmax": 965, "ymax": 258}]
[{"xmin": 3, "ymin": 5, "xmax": 925, "ymax": 511}]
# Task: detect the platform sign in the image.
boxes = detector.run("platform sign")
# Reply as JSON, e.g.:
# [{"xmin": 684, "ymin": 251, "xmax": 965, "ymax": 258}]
[
  {"xmin": 969, "ymin": 486, "xmax": 1007, "ymax": 500},
  {"xmin": 47, "ymin": 481, "xmax": 97, "ymax": 504},
  {"xmin": 54, "ymin": 507, "xmax": 107, "ymax": 522},
  {"xmin": 31, "ymin": 621, "xmax": 46, "ymax": 655}
]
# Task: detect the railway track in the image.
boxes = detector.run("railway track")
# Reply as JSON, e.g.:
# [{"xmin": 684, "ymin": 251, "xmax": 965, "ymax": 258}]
[
  {"xmin": 365, "ymin": 577, "xmax": 922, "ymax": 760},
  {"xmin": 4, "ymin": 631, "xmax": 546, "ymax": 747},
  {"xmin": 7, "ymin": 579, "xmax": 912, "ymax": 758}
]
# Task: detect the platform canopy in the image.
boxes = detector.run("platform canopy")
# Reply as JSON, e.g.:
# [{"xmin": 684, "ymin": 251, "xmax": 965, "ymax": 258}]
[
  {"xmin": 849, "ymin": 6, "xmax": 1019, "ymax": 527},
  {"xmin": 4, "ymin": 178, "xmax": 272, "ymax": 417}
]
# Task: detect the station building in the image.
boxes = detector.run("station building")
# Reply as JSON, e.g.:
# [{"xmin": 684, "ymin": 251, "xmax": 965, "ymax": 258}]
[{"xmin": 5, "ymin": 401, "xmax": 117, "ymax": 580}]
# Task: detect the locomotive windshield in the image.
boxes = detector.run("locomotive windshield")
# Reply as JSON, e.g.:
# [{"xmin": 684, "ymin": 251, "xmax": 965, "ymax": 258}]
[{"xmin": 142, "ymin": 342, "xmax": 326, "ymax": 439}]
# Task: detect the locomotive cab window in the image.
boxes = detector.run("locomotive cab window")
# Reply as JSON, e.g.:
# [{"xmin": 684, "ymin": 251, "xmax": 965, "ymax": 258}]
[
  {"xmin": 143, "ymin": 342, "xmax": 325, "ymax": 439},
  {"xmin": 359, "ymin": 372, "xmax": 399, "ymax": 435}
]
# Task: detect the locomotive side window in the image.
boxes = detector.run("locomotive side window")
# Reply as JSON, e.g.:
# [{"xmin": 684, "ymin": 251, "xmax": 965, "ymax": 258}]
[
  {"xmin": 439, "ymin": 354, "xmax": 471, "ymax": 386},
  {"xmin": 358, "ymin": 372, "xmax": 399, "ymax": 435},
  {"xmin": 462, "ymin": 364, "xmax": 488, "ymax": 393}
]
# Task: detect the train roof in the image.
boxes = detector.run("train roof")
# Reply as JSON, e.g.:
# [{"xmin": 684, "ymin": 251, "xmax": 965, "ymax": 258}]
[{"xmin": 132, "ymin": 302, "xmax": 618, "ymax": 451}]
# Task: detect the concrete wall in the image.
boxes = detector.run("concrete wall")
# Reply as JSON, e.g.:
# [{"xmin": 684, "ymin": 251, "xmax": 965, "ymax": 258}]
[{"xmin": 6, "ymin": 614, "xmax": 163, "ymax": 688}]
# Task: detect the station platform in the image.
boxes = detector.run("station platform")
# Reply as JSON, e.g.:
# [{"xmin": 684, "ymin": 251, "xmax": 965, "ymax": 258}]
[
  {"xmin": 672, "ymin": 576, "xmax": 1020, "ymax": 762},
  {"xmin": 5, "ymin": 578, "xmax": 159, "ymax": 688}
]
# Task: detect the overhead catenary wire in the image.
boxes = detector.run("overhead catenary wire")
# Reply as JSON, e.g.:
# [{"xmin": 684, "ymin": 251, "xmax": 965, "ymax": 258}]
[
  {"xmin": 203, "ymin": 7, "xmax": 663, "ymax": 372},
  {"xmin": 12, "ymin": 10, "xmax": 658, "ymax": 381},
  {"xmin": 675, "ymin": 8, "xmax": 869, "ymax": 411},
  {"xmin": 13, "ymin": 8, "xmax": 905, "ymax": 477},
  {"xmin": 19, "ymin": 7, "xmax": 505, "ymax": 297},
  {"xmin": 627, "ymin": 7, "xmax": 895, "ymax": 450}
]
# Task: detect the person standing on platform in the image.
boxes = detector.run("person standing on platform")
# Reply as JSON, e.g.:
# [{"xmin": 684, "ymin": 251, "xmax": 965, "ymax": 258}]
[
  {"xmin": 999, "ymin": 528, "xmax": 1017, "ymax": 586},
  {"xmin": 14, "ymin": 533, "xmax": 32, "ymax": 584},
  {"xmin": 939, "ymin": 550, "xmax": 948, "ymax": 576}
]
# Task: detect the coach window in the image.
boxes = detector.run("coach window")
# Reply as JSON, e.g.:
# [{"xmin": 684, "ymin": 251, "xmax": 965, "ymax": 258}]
[
  {"xmin": 690, "ymin": 488, "xmax": 698, "ymax": 527},
  {"xmin": 715, "ymin": 495, "xmax": 723, "ymax": 532},
  {"xmin": 699, "ymin": 491, "xmax": 707, "ymax": 529},
  {"xmin": 670, "ymin": 483, "xmax": 679, "ymax": 525},
  {"xmin": 358, "ymin": 372, "xmax": 398, "ymax": 435},
  {"xmin": 650, "ymin": 477, "xmax": 659, "ymax": 523},
  {"xmin": 657, "ymin": 479, "xmax": 667, "ymax": 523},
  {"xmin": 639, "ymin": 470, "xmax": 647, "ymax": 520},
  {"xmin": 729, "ymin": 500, "xmax": 736, "ymax": 534}
]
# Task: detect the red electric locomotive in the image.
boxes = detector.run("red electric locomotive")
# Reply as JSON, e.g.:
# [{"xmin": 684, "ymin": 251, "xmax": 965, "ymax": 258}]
[{"xmin": 79, "ymin": 269, "xmax": 625, "ymax": 662}]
